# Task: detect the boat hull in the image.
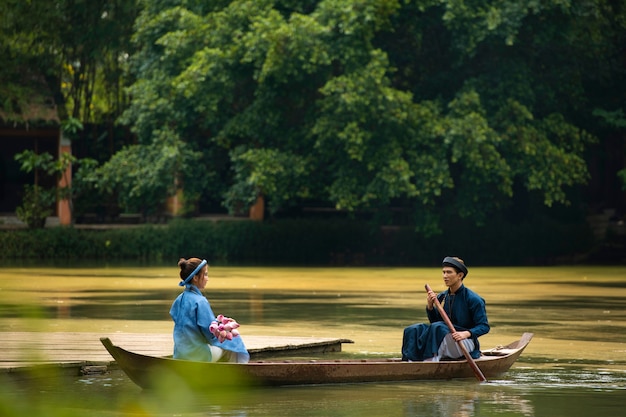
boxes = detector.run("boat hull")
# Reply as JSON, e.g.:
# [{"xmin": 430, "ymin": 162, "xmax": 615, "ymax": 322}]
[{"xmin": 100, "ymin": 333, "xmax": 533, "ymax": 388}]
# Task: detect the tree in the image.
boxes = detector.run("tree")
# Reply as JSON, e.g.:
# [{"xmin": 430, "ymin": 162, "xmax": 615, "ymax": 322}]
[
  {"xmin": 87, "ymin": 128, "xmax": 206, "ymax": 217},
  {"xmin": 1, "ymin": 1, "xmax": 141, "ymax": 224},
  {"xmin": 0, "ymin": 0, "xmax": 139, "ymax": 124},
  {"xmin": 12, "ymin": 118, "xmax": 100, "ymax": 228},
  {"xmin": 594, "ymin": 108, "xmax": 626, "ymax": 191},
  {"xmin": 119, "ymin": 0, "xmax": 625, "ymax": 231},
  {"xmin": 13, "ymin": 151, "xmax": 58, "ymax": 229}
]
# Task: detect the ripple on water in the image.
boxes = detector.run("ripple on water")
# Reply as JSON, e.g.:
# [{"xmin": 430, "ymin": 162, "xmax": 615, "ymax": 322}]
[{"xmin": 489, "ymin": 366, "xmax": 626, "ymax": 391}]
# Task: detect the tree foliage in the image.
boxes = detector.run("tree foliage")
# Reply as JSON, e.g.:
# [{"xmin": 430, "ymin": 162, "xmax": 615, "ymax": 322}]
[
  {"xmin": 0, "ymin": 0, "xmax": 139, "ymax": 123},
  {"xmin": 87, "ymin": 128, "xmax": 206, "ymax": 216},
  {"xmin": 5, "ymin": 0, "xmax": 624, "ymax": 231},
  {"xmin": 118, "ymin": 0, "xmax": 626, "ymax": 231}
]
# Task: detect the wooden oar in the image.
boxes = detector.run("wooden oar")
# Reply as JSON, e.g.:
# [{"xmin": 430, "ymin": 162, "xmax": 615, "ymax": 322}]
[{"xmin": 425, "ymin": 284, "xmax": 487, "ymax": 382}]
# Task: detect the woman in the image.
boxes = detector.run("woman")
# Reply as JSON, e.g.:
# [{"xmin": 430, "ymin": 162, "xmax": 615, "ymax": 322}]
[
  {"xmin": 170, "ymin": 257, "xmax": 249, "ymax": 363},
  {"xmin": 401, "ymin": 256, "xmax": 489, "ymax": 361}
]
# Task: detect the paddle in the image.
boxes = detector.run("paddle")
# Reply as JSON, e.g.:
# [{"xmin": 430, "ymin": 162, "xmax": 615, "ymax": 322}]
[{"xmin": 425, "ymin": 284, "xmax": 487, "ymax": 382}]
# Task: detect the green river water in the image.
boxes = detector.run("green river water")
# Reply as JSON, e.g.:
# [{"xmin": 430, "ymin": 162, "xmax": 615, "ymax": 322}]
[{"xmin": 1, "ymin": 265, "xmax": 625, "ymax": 416}]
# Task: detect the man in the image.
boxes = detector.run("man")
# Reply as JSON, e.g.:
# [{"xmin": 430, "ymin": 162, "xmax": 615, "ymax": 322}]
[{"xmin": 401, "ymin": 256, "xmax": 489, "ymax": 361}]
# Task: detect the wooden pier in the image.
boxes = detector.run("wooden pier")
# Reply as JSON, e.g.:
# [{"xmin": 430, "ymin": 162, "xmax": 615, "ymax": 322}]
[{"xmin": 0, "ymin": 332, "xmax": 353, "ymax": 373}]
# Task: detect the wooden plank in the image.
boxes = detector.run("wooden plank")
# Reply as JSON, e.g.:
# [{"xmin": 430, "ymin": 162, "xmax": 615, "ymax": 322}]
[{"xmin": 0, "ymin": 332, "xmax": 353, "ymax": 370}]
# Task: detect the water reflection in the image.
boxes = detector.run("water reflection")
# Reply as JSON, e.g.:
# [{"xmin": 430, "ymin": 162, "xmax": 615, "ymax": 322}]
[
  {"xmin": 2, "ymin": 289, "xmax": 414, "ymax": 325},
  {"xmin": 59, "ymin": 367, "xmax": 625, "ymax": 417}
]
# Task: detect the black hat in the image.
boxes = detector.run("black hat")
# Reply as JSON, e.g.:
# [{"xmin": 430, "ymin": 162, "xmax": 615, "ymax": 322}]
[{"xmin": 442, "ymin": 256, "xmax": 468, "ymax": 278}]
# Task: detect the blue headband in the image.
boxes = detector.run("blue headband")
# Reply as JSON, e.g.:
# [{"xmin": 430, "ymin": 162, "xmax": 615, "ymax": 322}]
[
  {"xmin": 179, "ymin": 259, "xmax": 207, "ymax": 286},
  {"xmin": 442, "ymin": 256, "xmax": 468, "ymax": 277}
]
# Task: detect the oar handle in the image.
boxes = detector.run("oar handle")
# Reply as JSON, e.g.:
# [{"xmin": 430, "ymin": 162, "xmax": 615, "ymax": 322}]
[{"xmin": 425, "ymin": 284, "xmax": 487, "ymax": 382}]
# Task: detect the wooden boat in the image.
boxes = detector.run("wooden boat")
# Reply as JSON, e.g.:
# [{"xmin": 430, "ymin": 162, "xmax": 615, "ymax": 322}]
[{"xmin": 100, "ymin": 332, "xmax": 533, "ymax": 389}]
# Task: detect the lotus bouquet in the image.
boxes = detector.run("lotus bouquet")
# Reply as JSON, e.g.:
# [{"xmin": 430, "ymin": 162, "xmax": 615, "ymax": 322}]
[{"xmin": 209, "ymin": 314, "xmax": 241, "ymax": 342}]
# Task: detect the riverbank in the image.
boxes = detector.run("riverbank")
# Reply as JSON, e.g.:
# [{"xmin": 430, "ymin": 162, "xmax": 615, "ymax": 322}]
[{"xmin": 1, "ymin": 215, "xmax": 617, "ymax": 266}]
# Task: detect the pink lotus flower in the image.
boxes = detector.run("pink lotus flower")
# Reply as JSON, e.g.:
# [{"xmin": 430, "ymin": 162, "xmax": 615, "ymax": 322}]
[
  {"xmin": 223, "ymin": 322, "xmax": 240, "ymax": 331},
  {"xmin": 210, "ymin": 314, "xmax": 241, "ymax": 343}
]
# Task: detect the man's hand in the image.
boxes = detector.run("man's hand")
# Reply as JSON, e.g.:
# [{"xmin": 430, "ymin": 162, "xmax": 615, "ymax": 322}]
[
  {"xmin": 426, "ymin": 290, "xmax": 437, "ymax": 310},
  {"xmin": 451, "ymin": 331, "xmax": 471, "ymax": 341}
]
